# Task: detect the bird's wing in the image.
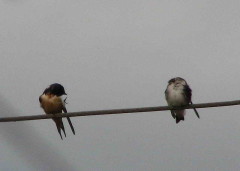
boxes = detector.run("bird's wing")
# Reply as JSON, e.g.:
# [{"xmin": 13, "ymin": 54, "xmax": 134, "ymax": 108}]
[
  {"xmin": 183, "ymin": 85, "xmax": 192, "ymax": 103},
  {"xmin": 183, "ymin": 85, "xmax": 200, "ymax": 118},
  {"xmin": 39, "ymin": 95, "xmax": 42, "ymax": 103},
  {"xmin": 164, "ymin": 88, "xmax": 169, "ymax": 101}
]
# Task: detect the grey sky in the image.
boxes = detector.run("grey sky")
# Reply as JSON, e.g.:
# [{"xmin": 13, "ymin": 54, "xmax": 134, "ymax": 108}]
[{"xmin": 0, "ymin": 0, "xmax": 240, "ymax": 170}]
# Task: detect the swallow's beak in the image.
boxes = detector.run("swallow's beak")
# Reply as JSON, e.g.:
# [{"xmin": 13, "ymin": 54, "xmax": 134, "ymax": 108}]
[{"xmin": 64, "ymin": 92, "xmax": 67, "ymax": 95}]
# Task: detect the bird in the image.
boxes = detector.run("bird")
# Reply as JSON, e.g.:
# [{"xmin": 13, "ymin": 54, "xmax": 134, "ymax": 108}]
[
  {"xmin": 39, "ymin": 83, "xmax": 75, "ymax": 139},
  {"xmin": 165, "ymin": 77, "xmax": 200, "ymax": 123}
]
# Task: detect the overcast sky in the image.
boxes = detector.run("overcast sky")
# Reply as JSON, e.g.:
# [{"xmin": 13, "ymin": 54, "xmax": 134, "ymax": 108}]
[{"xmin": 0, "ymin": 0, "xmax": 240, "ymax": 170}]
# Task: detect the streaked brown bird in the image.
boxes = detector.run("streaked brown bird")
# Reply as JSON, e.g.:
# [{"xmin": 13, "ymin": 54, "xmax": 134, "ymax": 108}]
[
  {"xmin": 165, "ymin": 77, "xmax": 200, "ymax": 123},
  {"xmin": 39, "ymin": 83, "xmax": 75, "ymax": 139}
]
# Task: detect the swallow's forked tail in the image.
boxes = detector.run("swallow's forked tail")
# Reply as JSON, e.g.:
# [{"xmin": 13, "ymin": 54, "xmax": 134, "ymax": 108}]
[
  {"xmin": 63, "ymin": 107, "xmax": 75, "ymax": 135},
  {"xmin": 67, "ymin": 117, "xmax": 75, "ymax": 135},
  {"xmin": 175, "ymin": 110, "xmax": 185, "ymax": 124},
  {"xmin": 54, "ymin": 118, "xmax": 66, "ymax": 140}
]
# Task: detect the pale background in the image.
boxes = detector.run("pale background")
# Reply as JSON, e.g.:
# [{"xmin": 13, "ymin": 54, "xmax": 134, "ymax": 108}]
[{"xmin": 0, "ymin": 0, "xmax": 240, "ymax": 170}]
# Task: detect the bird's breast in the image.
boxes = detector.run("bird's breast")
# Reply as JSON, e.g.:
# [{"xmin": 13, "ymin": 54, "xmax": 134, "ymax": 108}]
[
  {"xmin": 166, "ymin": 86, "xmax": 187, "ymax": 106},
  {"xmin": 40, "ymin": 94, "xmax": 64, "ymax": 114}
]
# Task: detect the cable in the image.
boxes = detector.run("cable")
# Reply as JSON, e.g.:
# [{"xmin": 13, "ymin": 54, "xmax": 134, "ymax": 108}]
[{"xmin": 0, "ymin": 100, "xmax": 240, "ymax": 122}]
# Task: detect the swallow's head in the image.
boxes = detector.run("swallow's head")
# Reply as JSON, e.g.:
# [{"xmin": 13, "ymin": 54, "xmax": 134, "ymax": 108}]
[
  {"xmin": 44, "ymin": 83, "xmax": 67, "ymax": 96},
  {"xmin": 168, "ymin": 77, "xmax": 187, "ymax": 86}
]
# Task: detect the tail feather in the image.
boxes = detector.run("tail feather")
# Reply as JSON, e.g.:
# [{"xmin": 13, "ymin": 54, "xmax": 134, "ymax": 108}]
[
  {"xmin": 190, "ymin": 101, "xmax": 200, "ymax": 118},
  {"xmin": 61, "ymin": 122, "xmax": 66, "ymax": 137},
  {"xmin": 176, "ymin": 115, "xmax": 184, "ymax": 123},
  {"xmin": 54, "ymin": 118, "xmax": 66, "ymax": 139},
  {"xmin": 57, "ymin": 126, "xmax": 63, "ymax": 140},
  {"xmin": 63, "ymin": 107, "xmax": 75, "ymax": 135},
  {"xmin": 67, "ymin": 117, "xmax": 75, "ymax": 135},
  {"xmin": 175, "ymin": 110, "xmax": 185, "ymax": 124}
]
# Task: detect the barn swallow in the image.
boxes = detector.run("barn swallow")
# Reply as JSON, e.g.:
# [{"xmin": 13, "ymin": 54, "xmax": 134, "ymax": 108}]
[
  {"xmin": 165, "ymin": 77, "xmax": 200, "ymax": 123},
  {"xmin": 39, "ymin": 83, "xmax": 75, "ymax": 139}
]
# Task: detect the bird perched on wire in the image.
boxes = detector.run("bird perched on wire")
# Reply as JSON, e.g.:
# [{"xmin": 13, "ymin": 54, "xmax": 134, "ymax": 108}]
[
  {"xmin": 165, "ymin": 77, "xmax": 200, "ymax": 123},
  {"xmin": 39, "ymin": 83, "xmax": 75, "ymax": 139}
]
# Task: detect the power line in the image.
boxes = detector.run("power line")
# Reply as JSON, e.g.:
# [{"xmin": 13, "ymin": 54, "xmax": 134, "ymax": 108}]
[{"xmin": 0, "ymin": 100, "xmax": 240, "ymax": 122}]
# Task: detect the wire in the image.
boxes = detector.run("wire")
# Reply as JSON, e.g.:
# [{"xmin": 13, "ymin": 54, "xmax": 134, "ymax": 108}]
[{"xmin": 0, "ymin": 100, "xmax": 240, "ymax": 122}]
